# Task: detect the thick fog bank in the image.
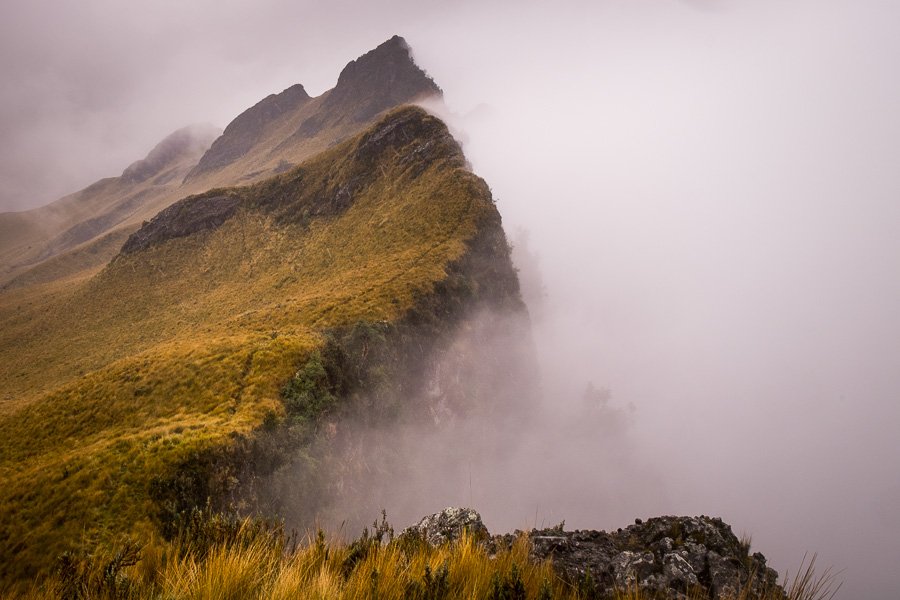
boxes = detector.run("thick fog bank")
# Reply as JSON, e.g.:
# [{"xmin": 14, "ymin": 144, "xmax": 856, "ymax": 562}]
[{"xmin": 436, "ymin": 5, "xmax": 900, "ymax": 598}]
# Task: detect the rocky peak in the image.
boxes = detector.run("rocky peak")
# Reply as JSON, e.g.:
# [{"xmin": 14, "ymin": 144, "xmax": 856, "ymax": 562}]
[
  {"xmin": 119, "ymin": 192, "xmax": 239, "ymax": 255},
  {"xmin": 121, "ymin": 123, "xmax": 221, "ymax": 184},
  {"xmin": 186, "ymin": 84, "xmax": 312, "ymax": 178},
  {"xmin": 324, "ymin": 35, "xmax": 442, "ymax": 123}
]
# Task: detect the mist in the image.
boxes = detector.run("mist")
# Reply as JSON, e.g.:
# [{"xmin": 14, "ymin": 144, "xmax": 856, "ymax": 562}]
[{"xmin": 3, "ymin": 0, "xmax": 899, "ymax": 597}]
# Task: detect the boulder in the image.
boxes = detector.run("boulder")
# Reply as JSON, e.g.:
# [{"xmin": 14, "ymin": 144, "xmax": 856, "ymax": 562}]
[{"xmin": 401, "ymin": 507, "xmax": 489, "ymax": 546}]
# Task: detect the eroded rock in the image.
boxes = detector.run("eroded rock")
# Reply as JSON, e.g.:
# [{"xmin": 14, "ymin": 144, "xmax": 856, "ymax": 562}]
[
  {"xmin": 120, "ymin": 193, "xmax": 239, "ymax": 254},
  {"xmin": 401, "ymin": 507, "xmax": 489, "ymax": 546},
  {"xmin": 523, "ymin": 515, "xmax": 782, "ymax": 599},
  {"xmin": 473, "ymin": 512, "xmax": 784, "ymax": 600}
]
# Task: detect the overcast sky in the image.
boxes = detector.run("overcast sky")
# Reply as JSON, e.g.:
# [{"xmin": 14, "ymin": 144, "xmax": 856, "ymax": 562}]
[{"xmin": 2, "ymin": 0, "xmax": 899, "ymax": 597}]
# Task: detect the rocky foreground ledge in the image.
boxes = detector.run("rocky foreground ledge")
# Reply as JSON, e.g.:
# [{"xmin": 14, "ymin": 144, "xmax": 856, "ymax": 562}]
[{"xmin": 403, "ymin": 508, "xmax": 783, "ymax": 600}]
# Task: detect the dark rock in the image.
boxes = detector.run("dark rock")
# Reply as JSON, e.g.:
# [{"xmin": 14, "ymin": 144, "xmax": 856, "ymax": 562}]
[
  {"xmin": 119, "ymin": 193, "xmax": 239, "ymax": 254},
  {"xmin": 520, "ymin": 515, "xmax": 782, "ymax": 600},
  {"xmin": 707, "ymin": 551, "xmax": 742, "ymax": 598},
  {"xmin": 322, "ymin": 35, "xmax": 441, "ymax": 125},
  {"xmin": 186, "ymin": 84, "xmax": 310, "ymax": 179}
]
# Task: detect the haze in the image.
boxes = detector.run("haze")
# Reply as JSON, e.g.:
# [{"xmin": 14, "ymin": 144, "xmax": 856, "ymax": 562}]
[{"xmin": 2, "ymin": 0, "xmax": 898, "ymax": 598}]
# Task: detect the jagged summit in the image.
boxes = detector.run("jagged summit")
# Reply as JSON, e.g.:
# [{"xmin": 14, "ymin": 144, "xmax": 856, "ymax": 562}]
[
  {"xmin": 323, "ymin": 35, "xmax": 441, "ymax": 123},
  {"xmin": 0, "ymin": 37, "xmax": 442, "ymax": 288},
  {"xmin": 0, "ymin": 106, "xmax": 533, "ymax": 581},
  {"xmin": 121, "ymin": 123, "xmax": 222, "ymax": 184},
  {"xmin": 187, "ymin": 84, "xmax": 311, "ymax": 177},
  {"xmin": 184, "ymin": 35, "xmax": 441, "ymax": 186}
]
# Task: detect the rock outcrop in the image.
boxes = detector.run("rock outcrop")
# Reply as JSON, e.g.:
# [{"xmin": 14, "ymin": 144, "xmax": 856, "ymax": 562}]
[
  {"xmin": 119, "ymin": 193, "xmax": 239, "ymax": 254},
  {"xmin": 401, "ymin": 507, "xmax": 490, "ymax": 546},
  {"xmin": 411, "ymin": 509, "xmax": 784, "ymax": 600},
  {"xmin": 523, "ymin": 516, "xmax": 782, "ymax": 599}
]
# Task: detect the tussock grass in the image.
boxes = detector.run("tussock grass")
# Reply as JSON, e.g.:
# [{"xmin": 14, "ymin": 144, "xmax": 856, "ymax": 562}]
[
  {"xmin": 0, "ymin": 107, "xmax": 496, "ymax": 583},
  {"xmin": 781, "ymin": 554, "xmax": 842, "ymax": 600},
  {"xmin": 4, "ymin": 514, "xmax": 841, "ymax": 600},
  {"xmin": 10, "ymin": 518, "xmax": 574, "ymax": 600}
]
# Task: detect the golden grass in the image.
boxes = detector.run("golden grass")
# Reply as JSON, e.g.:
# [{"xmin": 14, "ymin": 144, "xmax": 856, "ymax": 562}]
[
  {"xmin": 0, "ymin": 107, "xmax": 495, "ymax": 584},
  {"xmin": 3, "ymin": 516, "xmax": 842, "ymax": 600},
  {"xmin": 10, "ymin": 521, "xmax": 576, "ymax": 600}
]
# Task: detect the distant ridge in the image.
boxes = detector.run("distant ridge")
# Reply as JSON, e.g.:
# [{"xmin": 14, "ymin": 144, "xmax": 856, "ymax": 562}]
[
  {"xmin": 0, "ymin": 35, "xmax": 442, "ymax": 289},
  {"xmin": 0, "ymin": 123, "xmax": 221, "ymax": 288},
  {"xmin": 186, "ymin": 84, "xmax": 312, "ymax": 178},
  {"xmin": 122, "ymin": 123, "xmax": 222, "ymax": 185},
  {"xmin": 184, "ymin": 35, "xmax": 441, "ymax": 187}
]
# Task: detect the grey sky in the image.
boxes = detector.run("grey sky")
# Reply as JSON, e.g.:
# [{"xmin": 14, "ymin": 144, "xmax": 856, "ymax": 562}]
[{"xmin": 2, "ymin": 0, "xmax": 898, "ymax": 597}]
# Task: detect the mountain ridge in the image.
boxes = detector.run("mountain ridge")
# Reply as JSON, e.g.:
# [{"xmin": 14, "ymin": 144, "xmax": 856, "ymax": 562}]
[
  {"xmin": 0, "ymin": 104, "xmax": 535, "ymax": 584},
  {"xmin": 0, "ymin": 35, "xmax": 441, "ymax": 290}
]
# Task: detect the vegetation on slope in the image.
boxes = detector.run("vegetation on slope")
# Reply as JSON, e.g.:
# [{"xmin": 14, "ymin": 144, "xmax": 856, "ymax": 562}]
[
  {"xmin": 7, "ymin": 511, "xmax": 840, "ymax": 600},
  {"xmin": 0, "ymin": 125, "xmax": 220, "ymax": 287},
  {"xmin": 0, "ymin": 106, "xmax": 516, "ymax": 584},
  {"xmin": 0, "ymin": 35, "xmax": 440, "ymax": 289},
  {"xmin": 12, "ymin": 513, "xmax": 574, "ymax": 600}
]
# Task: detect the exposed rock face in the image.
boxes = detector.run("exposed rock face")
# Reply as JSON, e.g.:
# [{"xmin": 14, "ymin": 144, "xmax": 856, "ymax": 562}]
[
  {"xmin": 402, "ymin": 507, "xmax": 490, "ymax": 546},
  {"xmin": 119, "ymin": 193, "xmax": 239, "ymax": 254},
  {"xmin": 408, "ymin": 509, "xmax": 784, "ymax": 600},
  {"xmin": 322, "ymin": 35, "xmax": 441, "ymax": 124},
  {"xmin": 523, "ymin": 516, "xmax": 782, "ymax": 599},
  {"xmin": 185, "ymin": 35, "xmax": 441, "ymax": 185},
  {"xmin": 188, "ymin": 84, "xmax": 311, "ymax": 177}
]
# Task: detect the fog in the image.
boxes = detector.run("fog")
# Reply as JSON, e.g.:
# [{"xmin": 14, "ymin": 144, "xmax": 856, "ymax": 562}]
[{"xmin": 3, "ymin": 0, "xmax": 899, "ymax": 597}]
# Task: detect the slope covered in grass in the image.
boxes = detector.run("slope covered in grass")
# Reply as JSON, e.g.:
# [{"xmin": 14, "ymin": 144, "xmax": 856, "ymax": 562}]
[
  {"xmin": 0, "ymin": 36, "xmax": 440, "ymax": 289},
  {"xmin": 0, "ymin": 125, "xmax": 220, "ymax": 288},
  {"xmin": 0, "ymin": 106, "xmax": 520, "ymax": 584}
]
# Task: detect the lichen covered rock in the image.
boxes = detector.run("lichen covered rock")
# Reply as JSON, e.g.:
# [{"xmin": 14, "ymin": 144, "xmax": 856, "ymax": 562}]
[
  {"xmin": 513, "ymin": 515, "xmax": 781, "ymax": 599},
  {"xmin": 401, "ymin": 507, "xmax": 490, "ymax": 546}
]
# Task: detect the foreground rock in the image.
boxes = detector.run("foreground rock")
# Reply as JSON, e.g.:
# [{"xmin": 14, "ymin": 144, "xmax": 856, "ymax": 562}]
[
  {"xmin": 401, "ymin": 507, "xmax": 490, "ymax": 546},
  {"xmin": 411, "ymin": 509, "xmax": 784, "ymax": 599},
  {"xmin": 524, "ymin": 516, "xmax": 781, "ymax": 599}
]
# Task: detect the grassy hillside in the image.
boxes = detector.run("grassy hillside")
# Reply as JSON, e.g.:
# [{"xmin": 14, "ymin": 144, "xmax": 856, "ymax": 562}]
[
  {"xmin": 0, "ymin": 126, "xmax": 220, "ymax": 288},
  {"xmin": 0, "ymin": 36, "xmax": 440, "ymax": 290},
  {"xmin": 0, "ymin": 106, "xmax": 517, "ymax": 585}
]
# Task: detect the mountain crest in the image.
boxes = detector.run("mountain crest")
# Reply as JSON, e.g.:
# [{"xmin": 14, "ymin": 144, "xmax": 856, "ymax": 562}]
[
  {"xmin": 121, "ymin": 123, "xmax": 221, "ymax": 184},
  {"xmin": 187, "ymin": 84, "xmax": 311, "ymax": 176},
  {"xmin": 325, "ymin": 35, "xmax": 441, "ymax": 122}
]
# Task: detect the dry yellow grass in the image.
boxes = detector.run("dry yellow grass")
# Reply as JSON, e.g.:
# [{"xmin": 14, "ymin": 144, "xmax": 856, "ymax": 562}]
[
  {"xmin": 5, "ymin": 515, "xmax": 840, "ymax": 600},
  {"xmin": 0, "ymin": 106, "xmax": 496, "ymax": 584}
]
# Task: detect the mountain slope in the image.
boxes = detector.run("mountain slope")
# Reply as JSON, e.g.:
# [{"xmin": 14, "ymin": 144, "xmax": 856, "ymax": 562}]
[
  {"xmin": 182, "ymin": 35, "xmax": 441, "ymax": 189},
  {"xmin": 0, "ymin": 36, "xmax": 441, "ymax": 290},
  {"xmin": 0, "ymin": 106, "xmax": 532, "ymax": 584},
  {"xmin": 0, "ymin": 124, "xmax": 221, "ymax": 287}
]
